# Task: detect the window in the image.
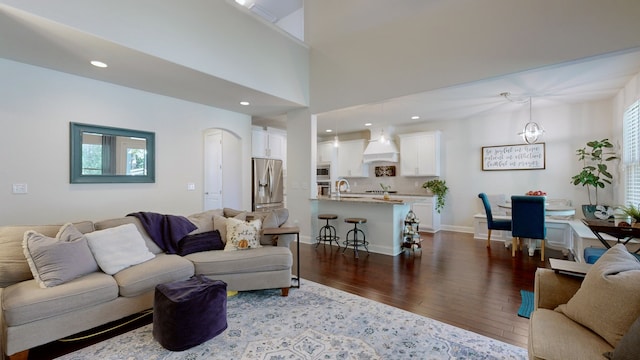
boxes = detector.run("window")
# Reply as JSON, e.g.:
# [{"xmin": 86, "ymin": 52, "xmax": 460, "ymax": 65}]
[{"xmin": 623, "ymin": 100, "xmax": 640, "ymax": 206}]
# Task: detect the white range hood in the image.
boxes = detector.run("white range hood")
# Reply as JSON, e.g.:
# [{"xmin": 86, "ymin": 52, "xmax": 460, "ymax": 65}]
[{"xmin": 362, "ymin": 127, "xmax": 399, "ymax": 163}]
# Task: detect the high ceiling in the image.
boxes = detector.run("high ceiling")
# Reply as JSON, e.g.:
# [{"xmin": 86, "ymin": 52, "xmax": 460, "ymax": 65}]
[
  {"xmin": 2, "ymin": 1, "xmax": 640, "ymax": 136},
  {"xmin": 316, "ymin": 49, "xmax": 640, "ymax": 134}
]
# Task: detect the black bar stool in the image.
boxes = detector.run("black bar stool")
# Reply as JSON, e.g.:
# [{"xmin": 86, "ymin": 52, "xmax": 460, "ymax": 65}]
[
  {"xmin": 342, "ymin": 217, "xmax": 368, "ymax": 258},
  {"xmin": 316, "ymin": 214, "xmax": 340, "ymax": 248}
]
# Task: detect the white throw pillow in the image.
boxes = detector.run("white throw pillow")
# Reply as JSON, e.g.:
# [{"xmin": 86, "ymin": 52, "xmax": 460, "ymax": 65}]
[
  {"xmin": 85, "ymin": 223, "xmax": 155, "ymax": 275},
  {"xmin": 224, "ymin": 218, "xmax": 262, "ymax": 251}
]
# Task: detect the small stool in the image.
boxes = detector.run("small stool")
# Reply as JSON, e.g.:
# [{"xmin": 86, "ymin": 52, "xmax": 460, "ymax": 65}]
[
  {"xmin": 153, "ymin": 275, "xmax": 228, "ymax": 351},
  {"xmin": 342, "ymin": 217, "xmax": 369, "ymax": 258},
  {"xmin": 316, "ymin": 214, "xmax": 340, "ymax": 248}
]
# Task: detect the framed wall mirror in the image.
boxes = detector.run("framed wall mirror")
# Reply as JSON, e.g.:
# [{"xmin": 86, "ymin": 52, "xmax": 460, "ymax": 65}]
[{"xmin": 70, "ymin": 122, "xmax": 155, "ymax": 183}]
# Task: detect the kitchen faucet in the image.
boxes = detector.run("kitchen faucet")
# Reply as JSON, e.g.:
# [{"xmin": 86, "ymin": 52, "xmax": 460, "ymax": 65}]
[{"xmin": 336, "ymin": 178, "xmax": 350, "ymax": 197}]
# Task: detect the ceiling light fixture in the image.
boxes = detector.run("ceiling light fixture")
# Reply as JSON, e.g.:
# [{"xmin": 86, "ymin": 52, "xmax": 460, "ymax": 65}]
[
  {"xmin": 519, "ymin": 97, "xmax": 544, "ymax": 144},
  {"xmin": 500, "ymin": 92, "xmax": 545, "ymax": 144},
  {"xmin": 240, "ymin": 101, "xmax": 250, "ymax": 106},
  {"xmin": 364, "ymin": 123, "xmax": 372, "ymax": 127},
  {"xmin": 90, "ymin": 60, "xmax": 107, "ymax": 68},
  {"xmin": 411, "ymin": 115, "xmax": 420, "ymax": 120}
]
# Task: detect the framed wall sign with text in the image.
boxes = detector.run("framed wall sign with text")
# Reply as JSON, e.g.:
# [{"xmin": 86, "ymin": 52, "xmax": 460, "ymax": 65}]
[{"xmin": 481, "ymin": 143, "xmax": 545, "ymax": 171}]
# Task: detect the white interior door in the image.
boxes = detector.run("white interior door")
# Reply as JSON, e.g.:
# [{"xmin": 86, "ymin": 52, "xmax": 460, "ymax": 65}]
[{"xmin": 204, "ymin": 130, "xmax": 223, "ymax": 210}]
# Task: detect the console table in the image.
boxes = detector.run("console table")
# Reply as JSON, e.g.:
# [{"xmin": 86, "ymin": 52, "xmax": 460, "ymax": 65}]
[
  {"xmin": 263, "ymin": 226, "xmax": 300, "ymax": 288},
  {"xmin": 581, "ymin": 219, "xmax": 640, "ymax": 253}
]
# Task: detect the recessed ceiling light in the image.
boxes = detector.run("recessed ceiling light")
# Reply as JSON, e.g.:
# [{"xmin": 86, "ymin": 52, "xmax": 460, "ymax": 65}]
[
  {"xmin": 411, "ymin": 116, "xmax": 420, "ymax": 120},
  {"xmin": 364, "ymin": 123, "xmax": 372, "ymax": 127},
  {"xmin": 240, "ymin": 101, "xmax": 250, "ymax": 106},
  {"xmin": 90, "ymin": 60, "xmax": 108, "ymax": 68},
  {"xmin": 325, "ymin": 129, "xmax": 333, "ymax": 133}
]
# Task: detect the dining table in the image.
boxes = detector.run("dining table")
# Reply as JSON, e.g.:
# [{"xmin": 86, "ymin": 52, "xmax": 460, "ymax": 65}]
[{"xmin": 497, "ymin": 201, "xmax": 576, "ymax": 217}]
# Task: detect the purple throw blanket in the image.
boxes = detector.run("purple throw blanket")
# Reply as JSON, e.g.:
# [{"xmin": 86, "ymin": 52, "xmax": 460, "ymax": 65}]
[{"xmin": 127, "ymin": 212, "xmax": 197, "ymax": 254}]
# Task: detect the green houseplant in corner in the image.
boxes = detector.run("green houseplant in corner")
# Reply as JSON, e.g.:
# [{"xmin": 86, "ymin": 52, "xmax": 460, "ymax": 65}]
[
  {"xmin": 422, "ymin": 179, "xmax": 449, "ymax": 213},
  {"xmin": 570, "ymin": 138, "xmax": 618, "ymax": 218},
  {"xmin": 619, "ymin": 203, "xmax": 640, "ymax": 227}
]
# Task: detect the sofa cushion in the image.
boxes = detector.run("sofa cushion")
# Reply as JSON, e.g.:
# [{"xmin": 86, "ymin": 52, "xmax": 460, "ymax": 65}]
[
  {"xmin": 224, "ymin": 217, "xmax": 262, "ymax": 251},
  {"xmin": 185, "ymin": 246, "xmax": 292, "ymax": 276},
  {"xmin": 94, "ymin": 217, "xmax": 163, "ymax": 254},
  {"xmin": 223, "ymin": 208, "xmax": 245, "ymax": 218},
  {"xmin": 178, "ymin": 230, "xmax": 225, "ymax": 256},
  {"xmin": 23, "ymin": 223, "xmax": 99, "ymax": 288},
  {"xmin": 0, "ymin": 221, "xmax": 94, "ymax": 288},
  {"xmin": 555, "ymin": 244, "xmax": 640, "ymax": 347},
  {"xmin": 2, "ymin": 272, "xmax": 117, "ymax": 326},
  {"xmin": 529, "ymin": 308, "xmax": 613, "ymax": 360},
  {"xmin": 112, "ymin": 253, "xmax": 194, "ymax": 297},
  {"xmin": 186, "ymin": 209, "xmax": 224, "ymax": 234},
  {"xmin": 86, "ymin": 224, "xmax": 155, "ymax": 275},
  {"xmin": 245, "ymin": 209, "xmax": 289, "ymax": 245}
]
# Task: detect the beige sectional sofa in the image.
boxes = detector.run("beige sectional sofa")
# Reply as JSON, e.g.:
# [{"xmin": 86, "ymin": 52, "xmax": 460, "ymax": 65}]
[
  {"xmin": 528, "ymin": 244, "xmax": 640, "ymax": 360},
  {"xmin": 0, "ymin": 208, "xmax": 293, "ymax": 359}
]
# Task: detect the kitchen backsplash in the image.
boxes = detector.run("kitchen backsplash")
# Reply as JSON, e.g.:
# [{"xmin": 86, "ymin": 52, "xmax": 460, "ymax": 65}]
[{"xmin": 339, "ymin": 162, "xmax": 440, "ymax": 195}]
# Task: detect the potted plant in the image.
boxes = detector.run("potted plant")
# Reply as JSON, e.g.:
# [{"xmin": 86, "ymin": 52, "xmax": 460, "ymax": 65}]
[
  {"xmin": 422, "ymin": 179, "xmax": 448, "ymax": 213},
  {"xmin": 619, "ymin": 203, "xmax": 640, "ymax": 227},
  {"xmin": 570, "ymin": 139, "xmax": 618, "ymax": 218}
]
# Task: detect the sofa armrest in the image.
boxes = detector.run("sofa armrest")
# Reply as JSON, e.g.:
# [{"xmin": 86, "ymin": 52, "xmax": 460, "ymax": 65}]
[{"xmin": 534, "ymin": 268, "xmax": 583, "ymax": 310}]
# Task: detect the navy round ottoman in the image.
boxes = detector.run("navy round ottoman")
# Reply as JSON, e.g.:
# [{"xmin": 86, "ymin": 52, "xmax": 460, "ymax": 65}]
[{"xmin": 153, "ymin": 275, "xmax": 228, "ymax": 351}]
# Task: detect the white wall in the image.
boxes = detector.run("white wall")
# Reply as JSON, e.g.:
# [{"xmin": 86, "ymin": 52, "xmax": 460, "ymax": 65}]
[
  {"xmin": 284, "ymin": 108, "xmax": 315, "ymax": 241},
  {"xmin": 0, "ymin": 59, "xmax": 252, "ymax": 225},
  {"xmin": 393, "ymin": 98, "xmax": 617, "ymax": 232}
]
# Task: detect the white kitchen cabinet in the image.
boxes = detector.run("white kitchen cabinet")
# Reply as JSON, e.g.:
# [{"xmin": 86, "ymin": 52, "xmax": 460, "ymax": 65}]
[
  {"xmin": 336, "ymin": 139, "xmax": 369, "ymax": 177},
  {"xmin": 406, "ymin": 196, "xmax": 441, "ymax": 233},
  {"xmin": 317, "ymin": 141, "xmax": 336, "ymax": 164},
  {"xmin": 398, "ymin": 131, "xmax": 441, "ymax": 176},
  {"xmin": 252, "ymin": 126, "xmax": 286, "ymax": 161}
]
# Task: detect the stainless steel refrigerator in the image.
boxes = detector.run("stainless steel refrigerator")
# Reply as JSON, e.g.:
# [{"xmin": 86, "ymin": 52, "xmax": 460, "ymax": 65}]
[{"xmin": 252, "ymin": 158, "xmax": 284, "ymax": 211}]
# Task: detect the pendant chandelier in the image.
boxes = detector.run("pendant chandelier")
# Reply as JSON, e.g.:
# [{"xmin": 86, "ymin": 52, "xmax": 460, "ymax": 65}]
[
  {"xmin": 519, "ymin": 97, "xmax": 544, "ymax": 144},
  {"xmin": 501, "ymin": 93, "xmax": 545, "ymax": 144}
]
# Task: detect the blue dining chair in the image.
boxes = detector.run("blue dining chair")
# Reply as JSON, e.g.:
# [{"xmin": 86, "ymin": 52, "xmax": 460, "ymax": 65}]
[
  {"xmin": 511, "ymin": 195, "xmax": 546, "ymax": 261},
  {"xmin": 478, "ymin": 193, "xmax": 512, "ymax": 248}
]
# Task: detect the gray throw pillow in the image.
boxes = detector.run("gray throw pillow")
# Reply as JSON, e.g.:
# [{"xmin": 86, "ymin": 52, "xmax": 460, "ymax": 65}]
[
  {"xmin": 604, "ymin": 315, "xmax": 640, "ymax": 360},
  {"xmin": 23, "ymin": 223, "xmax": 99, "ymax": 288}
]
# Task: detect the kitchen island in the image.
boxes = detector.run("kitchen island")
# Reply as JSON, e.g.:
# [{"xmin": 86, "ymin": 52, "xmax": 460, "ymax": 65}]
[{"xmin": 312, "ymin": 195, "xmax": 411, "ymax": 256}]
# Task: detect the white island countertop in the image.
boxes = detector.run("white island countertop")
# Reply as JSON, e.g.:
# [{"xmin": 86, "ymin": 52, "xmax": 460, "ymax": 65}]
[
  {"xmin": 313, "ymin": 195, "xmax": 414, "ymax": 256},
  {"xmin": 316, "ymin": 193, "xmax": 435, "ymax": 205}
]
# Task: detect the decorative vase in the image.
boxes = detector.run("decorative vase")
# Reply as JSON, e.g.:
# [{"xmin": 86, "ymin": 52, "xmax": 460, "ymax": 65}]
[
  {"xmin": 383, "ymin": 191, "xmax": 390, "ymax": 200},
  {"xmin": 582, "ymin": 205, "xmax": 598, "ymax": 219}
]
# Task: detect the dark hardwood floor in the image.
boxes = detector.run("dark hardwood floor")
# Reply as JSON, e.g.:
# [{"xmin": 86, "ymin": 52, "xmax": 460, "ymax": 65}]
[
  {"xmin": 27, "ymin": 230, "xmax": 552, "ymax": 359},
  {"xmin": 300, "ymin": 231, "xmax": 552, "ymax": 349}
]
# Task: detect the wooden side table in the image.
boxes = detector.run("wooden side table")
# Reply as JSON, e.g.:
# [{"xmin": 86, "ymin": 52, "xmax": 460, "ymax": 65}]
[{"xmin": 263, "ymin": 226, "xmax": 300, "ymax": 288}]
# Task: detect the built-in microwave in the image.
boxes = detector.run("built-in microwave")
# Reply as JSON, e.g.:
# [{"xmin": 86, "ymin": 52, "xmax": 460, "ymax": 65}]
[{"xmin": 317, "ymin": 165, "xmax": 330, "ymax": 181}]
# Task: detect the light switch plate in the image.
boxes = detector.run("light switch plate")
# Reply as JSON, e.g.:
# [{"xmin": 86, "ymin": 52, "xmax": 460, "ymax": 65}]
[
  {"xmin": 187, "ymin": 183, "xmax": 196, "ymax": 191},
  {"xmin": 12, "ymin": 183, "xmax": 28, "ymax": 194}
]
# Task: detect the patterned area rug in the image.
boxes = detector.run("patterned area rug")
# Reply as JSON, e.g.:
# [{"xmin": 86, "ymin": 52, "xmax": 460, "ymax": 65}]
[{"xmin": 58, "ymin": 280, "xmax": 527, "ymax": 359}]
